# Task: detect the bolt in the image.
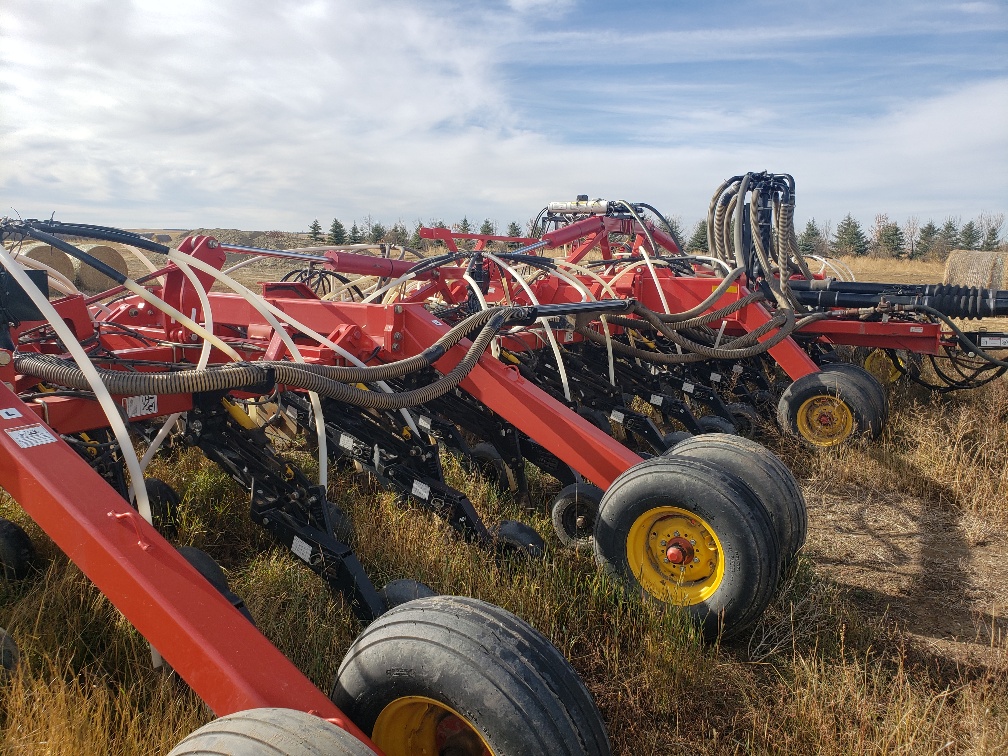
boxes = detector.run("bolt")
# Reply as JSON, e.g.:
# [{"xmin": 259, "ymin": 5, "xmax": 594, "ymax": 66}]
[
  {"xmin": 660, "ymin": 540, "xmax": 667, "ymax": 546},
  {"xmin": 393, "ymin": 332, "xmax": 402, "ymax": 341},
  {"xmin": 392, "ymin": 343, "xmax": 400, "ymax": 351},
  {"xmin": 263, "ymin": 517, "xmax": 269, "ymax": 525},
  {"xmin": 189, "ymin": 333, "xmax": 199, "ymax": 342},
  {"xmin": 693, "ymin": 557, "xmax": 699, "ymax": 563},
  {"xmin": 208, "ymin": 239, "xmax": 219, "ymax": 248},
  {"xmin": 674, "ymin": 531, "xmax": 680, "ymax": 537},
  {"xmin": 394, "ymin": 305, "xmax": 403, "ymax": 314},
  {"xmin": 690, "ymin": 539, "xmax": 696, "ymax": 545},
  {"xmin": 0, "ymin": 351, "xmax": 10, "ymax": 366},
  {"xmin": 128, "ymin": 307, "xmax": 139, "ymax": 317}
]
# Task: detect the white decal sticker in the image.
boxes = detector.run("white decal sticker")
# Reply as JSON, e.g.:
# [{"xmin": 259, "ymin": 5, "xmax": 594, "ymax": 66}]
[
  {"xmin": 910, "ymin": 326, "xmax": 924, "ymax": 333},
  {"xmin": 610, "ymin": 410, "xmax": 625, "ymax": 424},
  {"xmin": 123, "ymin": 395, "xmax": 158, "ymax": 418},
  {"xmin": 732, "ymin": 364, "xmax": 744, "ymax": 374},
  {"xmin": 290, "ymin": 536, "xmax": 313, "ymax": 563},
  {"xmin": 649, "ymin": 394, "xmax": 663, "ymax": 406},
  {"xmin": 431, "ymin": 319, "xmax": 444, "ymax": 326},
  {"xmin": 339, "ymin": 433, "xmax": 356, "ymax": 451},
  {"xmin": 682, "ymin": 382, "xmax": 695, "ymax": 394},
  {"xmin": 0, "ymin": 408, "xmax": 22, "ymax": 420},
  {"xmin": 411, "ymin": 480, "xmax": 431, "ymax": 500},
  {"xmin": 418, "ymin": 415, "xmax": 433, "ymax": 430},
  {"xmin": 6, "ymin": 424, "xmax": 57, "ymax": 449},
  {"xmin": 980, "ymin": 336, "xmax": 1008, "ymax": 348},
  {"xmin": 710, "ymin": 372, "xmax": 722, "ymax": 383}
]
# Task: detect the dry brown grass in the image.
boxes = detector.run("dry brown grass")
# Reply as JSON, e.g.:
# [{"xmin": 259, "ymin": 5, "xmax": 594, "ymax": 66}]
[{"xmin": 1, "ymin": 256, "xmax": 1007, "ymax": 754}]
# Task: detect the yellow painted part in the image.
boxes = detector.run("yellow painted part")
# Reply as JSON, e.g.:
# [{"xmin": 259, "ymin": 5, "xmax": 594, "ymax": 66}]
[
  {"xmin": 625, "ymin": 506, "xmax": 725, "ymax": 605},
  {"xmin": 795, "ymin": 394, "xmax": 854, "ymax": 447},
  {"xmin": 864, "ymin": 349, "xmax": 900, "ymax": 385},
  {"xmin": 222, "ymin": 398, "xmax": 259, "ymax": 430},
  {"xmin": 714, "ymin": 284, "xmax": 738, "ymax": 293},
  {"xmin": 500, "ymin": 350, "xmax": 520, "ymax": 365},
  {"xmin": 372, "ymin": 696, "xmax": 493, "ymax": 756}
]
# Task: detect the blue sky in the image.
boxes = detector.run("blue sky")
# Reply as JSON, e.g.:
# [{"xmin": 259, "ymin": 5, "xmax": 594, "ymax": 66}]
[{"xmin": 1, "ymin": 0, "xmax": 1006, "ymax": 236}]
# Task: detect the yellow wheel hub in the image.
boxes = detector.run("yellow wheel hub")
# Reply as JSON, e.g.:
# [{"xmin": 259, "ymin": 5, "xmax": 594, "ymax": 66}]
[
  {"xmin": 372, "ymin": 695, "xmax": 493, "ymax": 756},
  {"xmin": 626, "ymin": 506, "xmax": 724, "ymax": 605},
  {"xmin": 863, "ymin": 349, "xmax": 900, "ymax": 385},
  {"xmin": 795, "ymin": 394, "xmax": 854, "ymax": 447}
]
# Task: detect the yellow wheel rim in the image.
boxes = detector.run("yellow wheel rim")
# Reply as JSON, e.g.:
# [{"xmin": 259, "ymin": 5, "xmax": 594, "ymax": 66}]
[
  {"xmin": 626, "ymin": 506, "xmax": 724, "ymax": 605},
  {"xmin": 372, "ymin": 695, "xmax": 493, "ymax": 756},
  {"xmin": 863, "ymin": 349, "xmax": 900, "ymax": 385},
  {"xmin": 795, "ymin": 394, "xmax": 854, "ymax": 447}
]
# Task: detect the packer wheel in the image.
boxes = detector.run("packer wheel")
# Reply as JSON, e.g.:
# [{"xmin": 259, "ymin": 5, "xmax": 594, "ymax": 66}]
[
  {"xmin": 177, "ymin": 546, "xmax": 255, "ymax": 624},
  {"xmin": 331, "ymin": 595, "xmax": 611, "ymax": 756},
  {"xmin": 0, "ymin": 517, "xmax": 37, "ymax": 581},
  {"xmin": 494, "ymin": 519, "xmax": 546, "ymax": 559},
  {"xmin": 466, "ymin": 442, "xmax": 511, "ymax": 492},
  {"xmin": 550, "ymin": 483, "xmax": 604, "ymax": 550},
  {"xmin": 593, "ymin": 457, "xmax": 779, "ymax": 639},
  {"xmin": 167, "ymin": 708, "xmax": 373, "ymax": 755},
  {"xmin": 777, "ymin": 369, "xmax": 882, "ymax": 447}
]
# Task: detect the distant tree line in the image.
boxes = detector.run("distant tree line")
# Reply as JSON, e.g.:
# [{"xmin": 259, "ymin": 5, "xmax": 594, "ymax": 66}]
[
  {"xmin": 682, "ymin": 213, "xmax": 1004, "ymax": 260},
  {"xmin": 306, "ymin": 216, "xmax": 529, "ymax": 249}
]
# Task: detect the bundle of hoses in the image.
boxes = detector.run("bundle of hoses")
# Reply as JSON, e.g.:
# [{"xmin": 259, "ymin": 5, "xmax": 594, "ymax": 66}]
[
  {"xmin": 573, "ymin": 299, "xmax": 830, "ymax": 365},
  {"xmin": 16, "ymin": 308, "xmax": 521, "ymax": 412}
]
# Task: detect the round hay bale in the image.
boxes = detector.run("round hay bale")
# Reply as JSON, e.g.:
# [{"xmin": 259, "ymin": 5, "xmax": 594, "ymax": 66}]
[
  {"xmin": 75, "ymin": 244, "xmax": 129, "ymax": 292},
  {"xmin": 24, "ymin": 245, "xmax": 76, "ymax": 281},
  {"xmin": 943, "ymin": 249, "xmax": 1007, "ymax": 289}
]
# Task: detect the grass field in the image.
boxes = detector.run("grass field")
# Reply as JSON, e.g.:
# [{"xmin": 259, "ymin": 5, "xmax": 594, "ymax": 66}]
[{"xmin": 1, "ymin": 254, "xmax": 1006, "ymax": 755}]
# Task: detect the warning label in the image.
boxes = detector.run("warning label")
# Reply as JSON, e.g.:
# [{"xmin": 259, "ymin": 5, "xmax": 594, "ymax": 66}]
[{"xmin": 6, "ymin": 424, "xmax": 57, "ymax": 449}]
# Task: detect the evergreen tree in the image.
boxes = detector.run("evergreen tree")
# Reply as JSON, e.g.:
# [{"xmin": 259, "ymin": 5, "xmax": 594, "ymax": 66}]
[
  {"xmin": 349, "ymin": 222, "xmax": 362, "ymax": 244},
  {"xmin": 479, "ymin": 219, "xmax": 495, "ymax": 237},
  {"xmin": 369, "ymin": 222, "xmax": 387, "ymax": 244},
  {"xmin": 797, "ymin": 219, "xmax": 822, "ymax": 257},
  {"xmin": 387, "ymin": 222, "xmax": 408, "ymax": 246},
  {"xmin": 409, "ymin": 221, "xmax": 424, "ymax": 250},
  {"xmin": 506, "ymin": 221, "xmax": 522, "ymax": 238},
  {"xmin": 327, "ymin": 218, "xmax": 346, "ymax": 245},
  {"xmin": 939, "ymin": 218, "xmax": 960, "ymax": 250},
  {"xmin": 685, "ymin": 220, "xmax": 708, "ymax": 253},
  {"xmin": 979, "ymin": 212, "xmax": 1003, "ymax": 251},
  {"xmin": 456, "ymin": 217, "xmax": 472, "ymax": 234},
  {"xmin": 876, "ymin": 222, "xmax": 905, "ymax": 257},
  {"xmin": 832, "ymin": 214, "xmax": 869, "ymax": 257},
  {"xmin": 915, "ymin": 220, "xmax": 938, "ymax": 259},
  {"xmin": 665, "ymin": 215, "xmax": 685, "ymax": 246},
  {"xmin": 959, "ymin": 220, "xmax": 980, "ymax": 250},
  {"xmin": 309, "ymin": 219, "xmax": 323, "ymax": 243}
]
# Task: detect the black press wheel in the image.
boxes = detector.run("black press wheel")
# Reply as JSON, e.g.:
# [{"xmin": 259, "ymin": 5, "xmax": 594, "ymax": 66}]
[
  {"xmin": 177, "ymin": 546, "xmax": 255, "ymax": 625},
  {"xmin": 0, "ymin": 517, "xmax": 37, "ymax": 581},
  {"xmin": 331, "ymin": 595, "xmax": 611, "ymax": 756},
  {"xmin": 724, "ymin": 402, "xmax": 763, "ymax": 439},
  {"xmin": 593, "ymin": 457, "xmax": 780, "ymax": 640},
  {"xmin": 466, "ymin": 442, "xmax": 512, "ymax": 492},
  {"xmin": 140, "ymin": 477, "xmax": 181, "ymax": 537},
  {"xmin": 167, "ymin": 708, "xmax": 374, "ymax": 755},
  {"xmin": 378, "ymin": 578, "xmax": 437, "ymax": 612},
  {"xmin": 696, "ymin": 415, "xmax": 737, "ymax": 435},
  {"xmin": 777, "ymin": 369, "xmax": 883, "ymax": 447},
  {"xmin": 667, "ymin": 434, "xmax": 807, "ymax": 569},
  {"xmin": 550, "ymin": 483, "xmax": 604, "ymax": 550},
  {"xmin": 661, "ymin": 430, "xmax": 693, "ymax": 450},
  {"xmin": 494, "ymin": 519, "xmax": 546, "ymax": 559},
  {"xmin": 0, "ymin": 627, "xmax": 19, "ymax": 673}
]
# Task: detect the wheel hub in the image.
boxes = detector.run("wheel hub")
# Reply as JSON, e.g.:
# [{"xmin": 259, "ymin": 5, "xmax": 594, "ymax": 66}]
[{"xmin": 665, "ymin": 537, "xmax": 694, "ymax": 565}]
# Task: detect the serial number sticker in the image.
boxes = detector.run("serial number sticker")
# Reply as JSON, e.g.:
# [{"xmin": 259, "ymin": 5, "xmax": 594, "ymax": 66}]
[
  {"xmin": 610, "ymin": 410, "xmax": 625, "ymax": 424},
  {"xmin": 732, "ymin": 364, "xmax": 744, "ymax": 374},
  {"xmin": 411, "ymin": 480, "xmax": 431, "ymax": 500},
  {"xmin": 980, "ymin": 336, "xmax": 1008, "ymax": 348},
  {"xmin": 431, "ymin": 319, "xmax": 444, "ymax": 326},
  {"xmin": 338, "ymin": 433, "xmax": 356, "ymax": 451},
  {"xmin": 123, "ymin": 395, "xmax": 157, "ymax": 418},
  {"xmin": 910, "ymin": 326, "xmax": 924, "ymax": 333},
  {"xmin": 649, "ymin": 394, "xmax": 663, "ymax": 406},
  {"xmin": 0, "ymin": 407, "xmax": 22, "ymax": 420},
  {"xmin": 710, "ymin": 372, "xmax": 722, "ymax": 383},
  {"xmin": 564, "ymin": 330, "xmax": 575, "ymax": 343},
  {"xmin": 290, "ymin": 536, "xmax": 313, "ymax": 563},
  {"xmin": 418, "ymin": 415, "xmax": 433, "ymax": 430},
  {"xmin": 6, "ymin": 424, "xmax": 57, "ymax": 449},
  {"xmin": 682, "ymin": 382, "xmax": 695, "ymax": 394}
]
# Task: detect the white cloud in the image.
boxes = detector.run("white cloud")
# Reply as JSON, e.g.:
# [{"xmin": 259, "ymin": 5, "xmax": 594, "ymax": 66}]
[{"xmin": 0, "ymin": 1, "xmax": 1004, "ymax": 232}]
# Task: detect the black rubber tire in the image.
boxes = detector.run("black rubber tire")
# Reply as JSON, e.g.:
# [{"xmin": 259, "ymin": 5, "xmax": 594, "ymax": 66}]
[
  {"xmin": 467, "ymin": 442, "xmax": 511, "ymax": 492},
  {"xmin": 777, "ymin": 369, "xmax": 883, "ymax": 446},
  {"xmin": 550, "ymin": 483, "xmax": 604, "ymax": 550},
  {"xmin": 167, "ymin": 707, "xmax": 374, "ymax": 755},
  {"xmin": 593, "ymin": 457, "xmax": 779, "ymax": 640},
  {"xmin": 378, "ymin": 578, "xmax": 436, "ymax": 612},
  {"xmin": 696, "ymin": 415, "xmax": 737, "ymax": 434},
  {"xmin": 0, "ymin": 627, "xmax": 19, "ymax": 673},
  {"xmin": 668, "ymin": 434, "xmax": 807, "ymax": 569},
  {"xmin": 494, "ymin": 519, "xmax": 546, "ymax": 559},
  {"xmin": 141, "ymin": 478, "xmax": 181, "ymax": 537},
  {"xmin": 331, "ymin": 595, "xmax": 611, "ymax": 756},
  {"xmin": 661, "ymin": 430, "xmax": 693, "ymax": 450},
  {"xmin": 0, "ymin": 518, "xmax": 36, "ymax": 581},
  {"xmin": 724, "ymin": 402, "xmax": 763, "ymax": 439},
  {"xmin": 818, "ymin": 362, "xmax": 890, "ymax": 427},
  {"xmin": 177, "ymin": 546, "xmax": 255, "ymax": 625}
]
